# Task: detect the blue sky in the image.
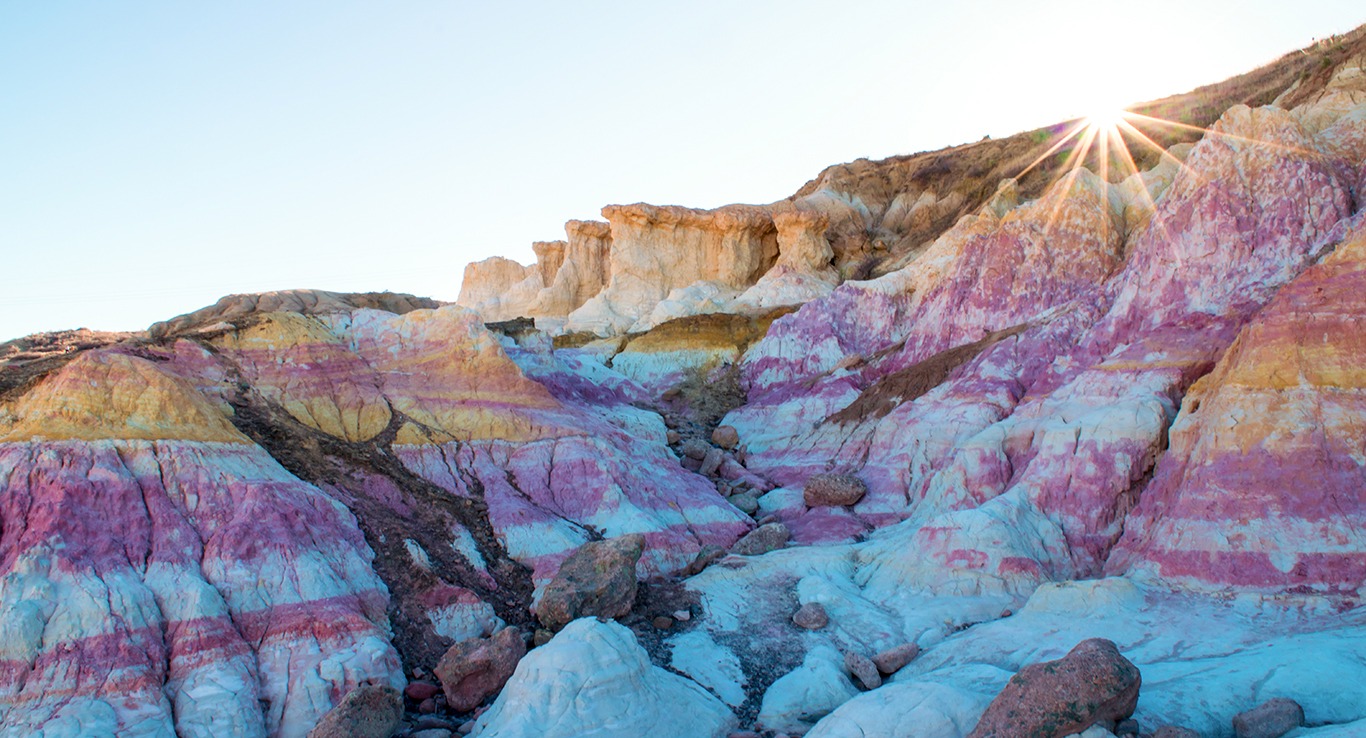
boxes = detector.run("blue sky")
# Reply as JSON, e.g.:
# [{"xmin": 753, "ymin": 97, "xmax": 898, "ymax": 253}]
[{"xmin": 3, "ymin": 1, "xmax": 1364, "ymax": 341}]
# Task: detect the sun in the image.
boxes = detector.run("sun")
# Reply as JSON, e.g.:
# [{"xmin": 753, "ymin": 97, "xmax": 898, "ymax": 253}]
[{"xmin": 1084, "ymin": 106, "xmax": 1129, "ymax": 133}]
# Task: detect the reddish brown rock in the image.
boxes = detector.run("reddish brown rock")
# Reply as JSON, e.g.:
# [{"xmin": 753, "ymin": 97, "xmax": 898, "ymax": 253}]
[
  {"xmin": 685, "ymin": 544, "xmax": 727, "ymax": 575},
  {"xmin": 844, "ymin": 651, "xmax": 882, "ymax": 690},
  {"xmin": 700, "ymin": 447, "xmax": 724, "ymax": 476},
  {"xmin": 712, "ymin": 425, "xmax": 740, "ymax": 449},
  {"xmin": 652, "ymin": 616, "xmax": 675, "ymax": 630},
  {"xmin": 872, "ymin": 643, "xmax": 920, "ymax": 675},
  {"xmin": 967, "ymin": 638, "xmax": 1140, "ymax": 738},
  {"xmin": 803, "ymin": 473, "xmax": 867, "ymax": 507},
  {"xmin": 679, "ymin": 439, "xmax": 711, "ymax": 460},
  {"xmin": 307, "ymin": 684, "xmax": 403, "ymax": 738},
  {"xmin": 792, "ymin": 602, "xmax": 829, "ymax": 630},
  {"xmin": 1232, "ymin": 698, "xmax": 1304, "ymax": 738},
  {"xmin": 731, "ymin": 522, "xmax": 789, "ymax": 556},
  {"xmin": 405, "ymin": 680, "xmax": 441, "ymax": 702},
  {"xmin": 534, "ymin": 534, "xmax": 646, "ymax": 630},
  {"xmin": 434, "ymin": 627, "xmax": 527, "ymax": 713},
  {"xmin": 1152, "ymin": 727, "xmax": 1200, "ymax": 738}
]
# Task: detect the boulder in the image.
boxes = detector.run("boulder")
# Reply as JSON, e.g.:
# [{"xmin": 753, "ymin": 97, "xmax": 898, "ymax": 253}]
[
  {"xmin": 712, "ymin": 425, "xmax": 740, "ymax": 449},
  {"xmin": 731, "ymin": 523, "xmax": 790, "ymax": 556},
  {"xmin": 434, "ymin": 627, "xmax": 526, "ymax": 712},
  {"xmin": 535, "ymin": 534, "xmax": 646, "ymax": 630},
  {"xmin": 967, "ymin": 638, "xmax": 1140, "ymax": 738},
  {"xmin": 872, "ymin": 643, "xmax": 920, "ymax": 675},
  {"xmin": 1232, "ymin": 698, "xmax": 1305, "ymax": 738},
  {"xmin": 803, "ymin": 474, "xmax": 867, "ymax": 507},
  {"xmin": 472, "ymin": 618, "xmax": 737, "ymax": 737},
  {"xmin": 793, "ymin": 602, "xmax": 829, "ymax": 630},
  {"xmin": 307, "ymin": 685, "xmax": 403, "ymax": 738}
]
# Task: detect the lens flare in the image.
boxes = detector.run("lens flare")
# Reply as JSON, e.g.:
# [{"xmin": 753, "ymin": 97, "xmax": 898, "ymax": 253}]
[{"xmin": 1084, "ymin": 107, "xmax": 1128, "ymax": 133}]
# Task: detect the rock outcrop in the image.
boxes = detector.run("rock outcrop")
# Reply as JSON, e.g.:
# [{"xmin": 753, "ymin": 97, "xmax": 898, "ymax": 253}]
[
  {"xmin": 470, "ymin": 618, "xmax": 737, "ymax": 738},
  {"xmin": 7, "ymin": 28, "xmax": 1366, "ymax": 738}
]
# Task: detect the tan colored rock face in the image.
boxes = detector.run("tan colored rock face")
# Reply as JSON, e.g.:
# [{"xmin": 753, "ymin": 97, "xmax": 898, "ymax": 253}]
[
  {"xmin": 528, "ymin": 219, "xmax": 613, "ymax": 318},
  {"xmin": 456, "ymin": 256, "xmax": 542, "ymax": 322},
  {"xmin": 566, "ymin": 203, "xmax": 780, "ymax": 334}
]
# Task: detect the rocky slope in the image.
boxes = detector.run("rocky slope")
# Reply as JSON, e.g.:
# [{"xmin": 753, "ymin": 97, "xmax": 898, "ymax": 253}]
[{"xmin": 3, "ymin": 28, "xmax": 1366, "ymax": 738}]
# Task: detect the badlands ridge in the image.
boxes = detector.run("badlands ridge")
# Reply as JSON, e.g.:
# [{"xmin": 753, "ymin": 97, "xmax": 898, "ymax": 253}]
[{"xmin": 3, "ymin": 28, "xmax": 1366, "ymax": 738}]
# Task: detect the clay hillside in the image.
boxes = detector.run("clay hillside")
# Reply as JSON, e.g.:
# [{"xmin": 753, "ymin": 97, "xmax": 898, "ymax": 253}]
[{"xmin": 2, "ymin": 24, "xmax": 1366, "ymax": 738}]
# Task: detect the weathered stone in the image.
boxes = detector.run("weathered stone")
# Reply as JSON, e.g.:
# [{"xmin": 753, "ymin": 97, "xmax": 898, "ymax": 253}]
[
  {"xmin": 700, "ymin": 447, "xmax": 724, "ymax": 476},
  {"xmin": 680, "ymin": 438, "xmax": 711, "ymax": 460},
  {"xmin": 673, "ymin": 609, "xmax": 692, "ymax": 621},
  {"xmin": 844, "ymin": 652, "xmax": 882, "ymax": 690},
  {"xmin": 535, "ymin": 534, "xmax": 646, "ymax": 630},
  {"xmin": 871, "ymin": 643, "xmax": 920, "ymax": 675},
  {"xmin": 1232, "ymin": 698, "xmax": 1305, "ymax": 738},
  {"xmin": 967, "ymin": 638, "xmax": 1140, "ymax": 738},
  {"xmin": 666, "ymin": 430, "xmax": 682, "ymax": 445},
  {"xmin": 712, "ymin": 425, "xmax": 740, "ymax": 449},
  {"xmin": 405, "ymin": 680, "xmax": 441, "ymax": 702},
  {"xmin": 731, "ymin": 522, "xmax": 789, "ymax": 556},
  {"xmin": 728, "ymin": 492, "xmax": 760, "ymax": 516},
  {"xmin": 792, "ymin": 602, "xmax": 829, "ymax": 630},
  {"xmin": 1151, "ymin": 727, "xmax": 1200, "ymax": 738},
  {"xmin": 533, "ymin": 628, "xmax": 554, "ymax": 647},
  {"xmin": 307, "ymin": 685, "xmax": 403, "ymax": 738},
  {"xmin": 434, "ymin": 627, "xmax": 527, "ymax": 712},
  {"xmin": 803, "ymin": 473, "xmax": 867, "ymax": 507},
  {"xmin": 653, "ymin": 616, "xmax": 675, "ymax": 630},
  {"xmin": 685, "ymin": 544, "xmax": 727, "ymax": 575}
]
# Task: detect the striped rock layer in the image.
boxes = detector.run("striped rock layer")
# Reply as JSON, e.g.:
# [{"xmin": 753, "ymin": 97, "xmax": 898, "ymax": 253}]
[{"xmin": 0, "ymin": 302, "xmax": 750, "ymax": 737}]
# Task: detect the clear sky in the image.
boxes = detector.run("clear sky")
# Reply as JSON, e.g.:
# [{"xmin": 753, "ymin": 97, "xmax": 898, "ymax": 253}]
[{"xmin": 3, "ymin": 1, "xmax": 1364, "ymax": 341}]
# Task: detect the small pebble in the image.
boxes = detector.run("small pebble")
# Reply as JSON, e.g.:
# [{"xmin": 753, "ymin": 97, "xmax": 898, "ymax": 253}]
[
  {"xmin": 673, "ymin": 609, "xmax": 691, "ymax": 622},
  {"xmin": 652, "ymin": 616, "xmax": 674, "ymax": 630}
]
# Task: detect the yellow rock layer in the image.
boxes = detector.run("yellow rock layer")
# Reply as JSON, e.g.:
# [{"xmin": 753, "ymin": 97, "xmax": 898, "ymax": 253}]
[{"xmin": 0, "ymin": 351, "xmax": 250, "ymax": 443}]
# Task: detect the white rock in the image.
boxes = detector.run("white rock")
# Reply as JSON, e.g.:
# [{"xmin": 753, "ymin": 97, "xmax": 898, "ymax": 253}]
[
  {"xmin": 806, "ymin": 680, "xmax": 991, "ymax": 738},
  {"xmin": 472, "ymin": 618, "xmax": 735, "ymax": 738},
  {"xmin": 758, "ymin": 646, "xmax": 859, "ymax": 734}
]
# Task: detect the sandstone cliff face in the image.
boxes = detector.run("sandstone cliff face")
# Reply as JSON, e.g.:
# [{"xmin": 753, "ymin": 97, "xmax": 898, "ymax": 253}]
[
  {"xmin": 456, "ymin": 256, "xmax": 542, "ymax": 323},
  {"xmin": 566, "ymin": 203, "xmax": 781, "ymax": 334}
]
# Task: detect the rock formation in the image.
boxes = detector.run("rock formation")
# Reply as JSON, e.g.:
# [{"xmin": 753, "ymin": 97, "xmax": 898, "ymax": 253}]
[{"xmin": 6, "ymin": 26, "xmax": 1366, "ymax": 738}]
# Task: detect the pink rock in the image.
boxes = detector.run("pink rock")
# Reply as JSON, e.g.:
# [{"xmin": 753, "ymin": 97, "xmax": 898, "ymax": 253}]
[
  {"xmin": 967, "ymin": 638, "xmax": 1140, "ymax": 738},
  {"xmin": 434, "ymin": 627, "xmax": 527, "ymax": 713},
  {"xmin": 712, "ymin": 425, "xmax": 740, "ymax": 449}
]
